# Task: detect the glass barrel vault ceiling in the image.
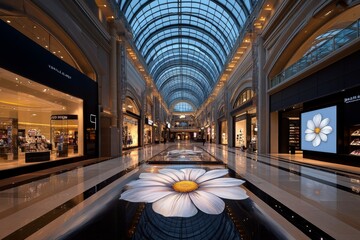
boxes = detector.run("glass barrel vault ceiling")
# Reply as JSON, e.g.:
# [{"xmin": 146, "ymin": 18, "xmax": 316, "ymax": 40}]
[{"xmin": 119, "ymin": 0, "xmax": 257, "ymax": 111}]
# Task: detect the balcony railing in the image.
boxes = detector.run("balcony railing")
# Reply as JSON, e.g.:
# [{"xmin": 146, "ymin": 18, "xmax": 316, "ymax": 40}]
[{"xmin": 270, "ymin": 19, "xmax": 360, "ymax": 89}]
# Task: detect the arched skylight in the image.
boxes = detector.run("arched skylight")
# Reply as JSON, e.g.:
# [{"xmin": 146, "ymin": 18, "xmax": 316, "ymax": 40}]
[
  {"xmin": 173, "ymin": 101, "xmax": 194, "ymax": 112},
  {"xmin": 119, "ymin": 0, "xmax": 257, "ymax": 111}
]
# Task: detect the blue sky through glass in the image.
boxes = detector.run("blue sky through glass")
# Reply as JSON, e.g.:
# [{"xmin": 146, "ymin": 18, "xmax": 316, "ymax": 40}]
[{"xmin": 173, "ymin": 101, "xmax": 194, "ymax": 112}]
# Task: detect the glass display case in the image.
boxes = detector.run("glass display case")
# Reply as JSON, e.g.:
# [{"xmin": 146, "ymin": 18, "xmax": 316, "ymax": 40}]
[
  {"xmin": 51, "ymin": 115, "xmax": 78, "ymax": 158},
  {"xmin": 350, "ymin": 125, "xmax": 360, "ymax": 156},
  {"xmin": 0, "ymin": 118, "xmax": 17, "ymax": 161}
]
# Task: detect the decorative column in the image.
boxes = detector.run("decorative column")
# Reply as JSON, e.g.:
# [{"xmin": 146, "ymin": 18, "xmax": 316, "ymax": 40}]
[
  {"xmin": 152, "ymin": 94, "xmax": 156, "ymax": 143},
  {"xmin": 140, "ymin": 89, "xmax": 146, "ymax": 147},
  {"xmin": 117, "ymin": 37, "xmax": 127, "ymax": 155},
  {"xmin": 254, "ymin": 36, "xmax": 268, "ymax": 154},
  {"xmin": 225, "ymin": 87, "xmax": 233, "ymax": 147},
  {"xmin": 109, "ymin": 22, "xmax": 118, "ymax": 127}
]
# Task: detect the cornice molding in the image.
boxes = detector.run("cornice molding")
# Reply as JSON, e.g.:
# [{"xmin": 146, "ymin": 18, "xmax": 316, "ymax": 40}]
[{"xmin": 73, "ymin": 0, "xmax": 111, "ymax": 40}]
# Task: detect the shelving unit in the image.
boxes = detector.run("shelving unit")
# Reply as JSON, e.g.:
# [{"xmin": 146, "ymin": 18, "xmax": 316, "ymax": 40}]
[
  {"xmin": 289, "ymin": 119, "xmax": 300, "ymax": 151},
  {"xmin": 22, "ymin": 129, "xmax": 51, "ymax": 162},
  {"xmin": 0, "ymin": 128, "xmax": 11, "ymax": 160},
  {"xmin": 350, "ymin": 126, "xmax": 360, "ymax": 156}
]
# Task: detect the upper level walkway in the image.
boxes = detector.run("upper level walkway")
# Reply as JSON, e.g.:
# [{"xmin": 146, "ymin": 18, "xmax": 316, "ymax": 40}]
[{"xmin": 0, "ymin": 142, "xmax": 359, "ymax": 239}]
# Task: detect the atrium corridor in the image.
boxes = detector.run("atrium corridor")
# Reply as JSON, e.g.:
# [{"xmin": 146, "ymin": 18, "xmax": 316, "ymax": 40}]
[{"xmin": 0, "ymin": 142, "xmax": 359, "ymax": 240}]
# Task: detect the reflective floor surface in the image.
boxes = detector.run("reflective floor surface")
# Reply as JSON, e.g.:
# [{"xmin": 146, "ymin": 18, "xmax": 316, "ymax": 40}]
[{"xmin": 0, "ymin": 142, "xmax": 359, "ymax": 239}]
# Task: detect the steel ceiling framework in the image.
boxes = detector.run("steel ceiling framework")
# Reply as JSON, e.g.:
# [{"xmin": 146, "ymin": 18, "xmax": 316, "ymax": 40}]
[{"xmin": 119, "ymin": 0, "xmax": 256, "ymax": 111}]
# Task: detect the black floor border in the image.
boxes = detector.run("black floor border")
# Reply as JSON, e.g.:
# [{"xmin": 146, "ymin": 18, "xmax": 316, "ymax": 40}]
[{"xmin": 229, "ymin": 169, "xmax": 335, "ymax": 240}]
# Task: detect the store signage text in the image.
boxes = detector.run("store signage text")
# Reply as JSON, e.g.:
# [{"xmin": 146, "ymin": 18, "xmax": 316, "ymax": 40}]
[
  {"xmin": 51, "ymin": 115, "xmax": 78, "ymax": 120},
  {"xmin": 344, "ymin": 95, "xmax": 360, "ymax": 104},
  {"xmin": 147, "ymin": 119, "xmax": 153, "ymax": 125},
  {"xmin": 48, "ymin": 64, "xmax": 72, "ymax": 79}
]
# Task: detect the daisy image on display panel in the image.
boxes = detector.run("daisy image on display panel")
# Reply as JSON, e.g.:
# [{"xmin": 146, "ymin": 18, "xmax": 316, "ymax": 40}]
[
  {"xmin": 120, "ymin": 168, "xmax": 248, "ymax": 218},
  {"xmin": 305, "ymin": 113, "xmax": 333, "ymax": 147}
]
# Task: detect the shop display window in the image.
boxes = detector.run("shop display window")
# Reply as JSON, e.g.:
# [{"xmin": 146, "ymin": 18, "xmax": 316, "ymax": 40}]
[
  {"xmin": 0, "ymin": 68, "xmax": 83, "ymax": 163},
  {"xmin": 235, "ymin": 120, "xmax": 246, "ymax": 148},
  {"xmin": 250, "ymin": 117, "xmax": 258, "ymax": 152},
  {"xmin": 51, "ymin": 115, "xmax": 79, "ymax": 158},
  {"xmin": 0, "ymin": 118, "xmax": 17, "ymax": 160},
  {"xmin": 211, "ymin": 124, "xmax": 215, "ymax": 142},
  {"xmin": 123, "ymin": 115, "xmax": 139, "ymax": 148},
  {"xmin": 221, "ymin": 121, "xmax": 228, "ymax": 145},
  {"xmin": 349, "ymin": 125, "xmax": 360, "ymax": 156},
  {"xmin": 144, "ymin": 125, "xmax": 152, "ymax": 144}
]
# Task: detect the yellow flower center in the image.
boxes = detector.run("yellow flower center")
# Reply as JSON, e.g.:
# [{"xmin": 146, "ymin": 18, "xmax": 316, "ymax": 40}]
[
  {"xmin": 314, "ymin": 127, "xmax": 321, "ymax": 134},
  {"xmin": 173, "ymin": 180, "xmax": 198, "ymax": 193}
]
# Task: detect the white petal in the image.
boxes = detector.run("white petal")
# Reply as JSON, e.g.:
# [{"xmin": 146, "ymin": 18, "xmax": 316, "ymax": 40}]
[
  {"xmin": 120, "ymin": 187, "xmax": 173, "ymax": 203},
  {"xmin": 196, "ymin": 169, "xmax": 228, "ymax": 184},
  {"xmin": 127, "ymin": 179, "xmax": 168, "ymax": 188},
  {"xmin": 305, "ymin": 133, "xmax": 316, "ymax": 142},
  {"xmin": 312, "ymin": 135, "xmax": 321, "ymax": 147},
  {"xmin": 158, "ymin": 168, "xmax": 184, "ymax": 182},
  {"xmin": 307, "ymin": 120, "xmax": 315, "ymax": 131},
  {"xmin": 181, "ymin": 168, "xmax": 206, "ymax": 181},
  {"xmin": 319, "ymin": 132, "xmax": 328, "ymax": 142},
  {"xmin": 199, "ymin": 178, "xmax": 245, "ymax": 188},
  {"xmin": 152, "ymin": 193, "xmax": 198, "ymax": 217},
  {"xmin": 319, "ymin": 118, "xmax": 330, "ymax": 129},
  {"xmin": 305, "ymin": 129, "xmax": 314, "ymax": 134},
  {"xmin": 202, "ymin": 187, "xmax": 248, "ymax": 200},
  {"xmin": 321, "ymin": 126, "xmax": 333, "ymax": 134},
  {"xmin": 189, "ymin": 191, "xmax": 225, "ymax": 215},
  {"xmin": 313, "ymin": 114, "xmax": 322, "ymax": 127},
  {"xmin": 139, "ymin": 173, "xmax": 175, "ymax": 185}
]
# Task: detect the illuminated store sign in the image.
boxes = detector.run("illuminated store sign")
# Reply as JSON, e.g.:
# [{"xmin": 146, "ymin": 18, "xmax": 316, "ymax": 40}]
[
  {"xmin": 48, "ymin": 64, "xmax": 72, "ymax": 79},
  {"xmin": 344, "ymin": 95, "xmax": 360, "ymax": 104},
  {"xmin": 146, "ymin": 118, "xmax": 153, "ymax": 125},
  {"xmin": 90, "ymin": 114, "xmax": 97, "ymax": 130},
  {"xmin": 51, "ymin": 115, "xmax": 78, "ymax": 120}
]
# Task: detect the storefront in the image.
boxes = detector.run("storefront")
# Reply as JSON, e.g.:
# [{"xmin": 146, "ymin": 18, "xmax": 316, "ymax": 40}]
[
  {"xmin": 211, "ymin": 122, "xmax": 215, "ymax": 143},
  {"xmin": 300, "ymin": 87, "xmax": 360, "ymax": 164},
  {"xmin": 235, "ymin": 115, "xmax": 247, "ymax": 148},
  {"xmin": 232, "ymin": 89, "xmax": 257, "ymax": 150},
  {"xmin": 277, "ymin": 107, "xmax": 302, "ymax": 154},
  {"xmin": 164, "ymin": 122, "xmax": 171, "ymax": 142},
  {"xmin": 123, "ymin": 97, "xmax": 140, "ymax": 149},
  {"xmin": 234, "ymin": 112, "xmax": 257, "ymax": 150},
  {"xmin": 144, "ymin": 118, "xmax": 153, "ymax": 145},
  {"xmin": 270, "ymin": 49, "xmax": 360, "ymax": 166},
  {"xmin": 219, "ymin": 120, "xmax": 228, "ymax": 145},
  {"xmin": 0, "ymin": 20, "xmax": 98, "ymax": 163},
  {"xmin": 206, "ymin": 126, "xmax": 211, "ymax": 142}
]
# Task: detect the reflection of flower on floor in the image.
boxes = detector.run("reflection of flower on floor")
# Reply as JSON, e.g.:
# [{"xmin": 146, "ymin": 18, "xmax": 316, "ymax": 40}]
[
  {"xmin": 305, "ymin": 113, "xmax": 333, "ymax": 147},
  {"xmin": 120, "ymin": 168, "xmax": 248, "ymax": 217}
]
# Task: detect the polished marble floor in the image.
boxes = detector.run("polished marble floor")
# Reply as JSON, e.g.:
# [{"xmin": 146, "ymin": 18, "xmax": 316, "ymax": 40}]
[{"xmin": 0, "ymin": 142, "xmax": 359, "ymax": 239}]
